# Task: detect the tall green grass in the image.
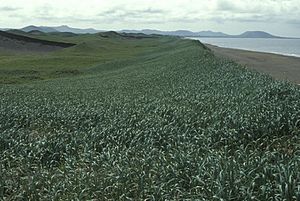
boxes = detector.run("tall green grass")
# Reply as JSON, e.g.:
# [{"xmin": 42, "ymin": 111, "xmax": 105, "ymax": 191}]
[
  {"xmin": 0, "ymin": 33, "xmax": 172, "ymax": 84},
  {"xmin": 0, "ymin": 36, "xmax": 299, "ymax": 200}
]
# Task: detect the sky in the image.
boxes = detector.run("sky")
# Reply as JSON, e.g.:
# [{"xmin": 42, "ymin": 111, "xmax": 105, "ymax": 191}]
[{"xmin": 1, "ymin": 0, "xmax": 300, "ymax": 37}]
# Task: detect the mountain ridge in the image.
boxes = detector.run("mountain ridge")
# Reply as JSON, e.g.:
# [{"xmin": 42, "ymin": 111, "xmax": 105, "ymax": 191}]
[
  {"xmin": 1, "ymin": 25, "xmax": 288, "ymax": 38},
  {"xmin": 21, "ymin": 25, "xmax": 58, "ymax": 33},
  {"xmin": 120, "ymin": 29, "xmax": 229, "ymax": 37},
  {"xmin": 20, "ymin": 25, "xmax": 100, "ymax": 34},
  {"xmin": 237, "ymin": 31, "xmax": 279, "ymax": 38},
  {"xmin": 121, "ymin": 29, "xmax": 283, "ymax": 38},
  {"xmin": 52, "ymin": 25, "xmax": 100, "ymax": 34}
]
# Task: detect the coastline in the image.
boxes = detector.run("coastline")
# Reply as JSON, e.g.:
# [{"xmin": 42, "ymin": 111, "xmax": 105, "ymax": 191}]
[{"xmin": 206, "ymin": 44, "xmax": 300, "ymax": 85}]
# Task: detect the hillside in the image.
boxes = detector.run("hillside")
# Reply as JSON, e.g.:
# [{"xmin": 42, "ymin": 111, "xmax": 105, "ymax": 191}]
[
  {"xmin": 0, "ymin": 32, "xmax": 299, "ymax": 200},
  {"xmin": 0, "ymin": 31, "xmax": 162, "ymax": 84},
  {"xmin": 0, "ymin": 30, "xmax": 75, "ymax": 52},
  {"xmin": 20, "ymin": 25, "xmax": 100, "ymax": 34}
]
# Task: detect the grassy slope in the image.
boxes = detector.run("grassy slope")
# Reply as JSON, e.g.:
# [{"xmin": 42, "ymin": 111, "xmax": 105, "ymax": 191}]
[
  {"xmin": 0, "ymin": 32, "xmax": 165, "ymax": 84},
  {"xmin": 0, "ymin": 34, "xmax": 300, "ymax": 200}
]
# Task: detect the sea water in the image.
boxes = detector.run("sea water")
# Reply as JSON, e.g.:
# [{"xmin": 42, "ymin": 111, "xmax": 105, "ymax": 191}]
[{"xmin": 189, "ymin": 37, "xmax": 300, "ymax": 57}]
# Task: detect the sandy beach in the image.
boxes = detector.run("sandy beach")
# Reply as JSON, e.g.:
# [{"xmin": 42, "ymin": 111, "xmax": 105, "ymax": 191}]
[{"xmin": 206, "ymin": 44, "xmax": 300, "ymax": 85}]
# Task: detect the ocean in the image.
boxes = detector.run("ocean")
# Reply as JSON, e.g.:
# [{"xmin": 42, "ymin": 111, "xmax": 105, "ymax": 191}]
[{"xmin": 189, "ymin": 37, "xmax": 300, "ymax": 57}]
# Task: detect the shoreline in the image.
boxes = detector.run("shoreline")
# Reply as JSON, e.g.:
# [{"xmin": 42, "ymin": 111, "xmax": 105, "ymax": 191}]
[
  {"xmin": 205, "ymin": 44, "xmax": 300, "ymax": 58},
  {"xmin": 206, "ymin": 44, "xmax": 300, "ymax": 85}
]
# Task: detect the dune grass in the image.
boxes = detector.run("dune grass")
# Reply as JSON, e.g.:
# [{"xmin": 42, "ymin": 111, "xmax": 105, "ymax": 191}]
[
  {"xmin": 0, "ymin": 32, "xmax": 169, "ymax": 83},
  {"xmin": 0, "ymin": 33, "xmax": 300, "ymax": 200}
]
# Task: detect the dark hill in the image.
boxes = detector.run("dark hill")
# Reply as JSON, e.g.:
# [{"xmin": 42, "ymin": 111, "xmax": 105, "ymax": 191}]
[
  {"xmin": 99, "ymin": 31, "xmax": 156, "ymax": 39},
  {"xmin": 21, "ymin": 25, "xmax": 58, "ymax": 33},
  {"xmin": 98, "ymin": 31, "xmax": 123, "ymax": 38},
  {"xmin": 237, "ymin": 31, "xmax": 280, "ymax": 38},
  {"xmin": 0, "ymin": 31, "xmax": 76, "ymax": 52},
  {"xmin": 28, "ymin": 30, "xmax": 45, "ymax": 35},
  {"xmin": 6, "ymin": 29, "xmax": 29, "ymax": 36},
  {"xmin": 20, "ymin": 25, "xmax": 100, "ymax": 34},
  {"xmin": 47, "ymin": 32, "xmax": 78, "ymax": 37},
  {"xmin": 53, "ymin": 25, "xmax": 99, "ymax": 34}
]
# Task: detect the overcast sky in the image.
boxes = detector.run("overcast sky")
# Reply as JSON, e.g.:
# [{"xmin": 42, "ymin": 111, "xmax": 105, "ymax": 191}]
[{"xmin": 1, "ymin": 0, "xmax": 300, "ymax": 37}]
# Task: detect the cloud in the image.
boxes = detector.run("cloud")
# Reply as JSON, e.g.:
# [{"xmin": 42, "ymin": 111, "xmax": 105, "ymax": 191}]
[
  {"xmin": 216, "ymin": 0, "xmax": 237, "ymax": 11},
  {"xmin": 0, "ymin": 6, "xmax": 20, "ymax": 12},
  {"xmin": 98, "ymin": 7, "xmax": 166, "ymax": 18},
  {"xmin": 0, "ymin": 0, "xmax": 299, "ymax": 36},
  {"xmin": 96, "ymin": 7, "xmax": 168, "ymax": 24}
]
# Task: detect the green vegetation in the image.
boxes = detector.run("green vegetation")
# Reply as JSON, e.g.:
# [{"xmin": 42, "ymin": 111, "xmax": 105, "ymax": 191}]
[
  {"xmin": 0, "ymin": 33, "xmax": 300, "ymax": 200},
  {"xmin": 0, "ymin": 31, "xmax": 163, "ymax": 84}
]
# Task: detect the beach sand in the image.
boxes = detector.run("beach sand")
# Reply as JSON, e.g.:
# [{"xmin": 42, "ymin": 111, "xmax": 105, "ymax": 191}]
[{"xmin": 206, "ymin": 44, "xmax": 300, "ymax": 85}]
